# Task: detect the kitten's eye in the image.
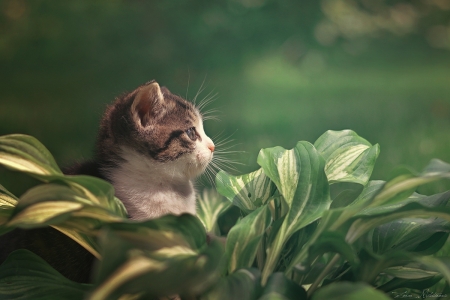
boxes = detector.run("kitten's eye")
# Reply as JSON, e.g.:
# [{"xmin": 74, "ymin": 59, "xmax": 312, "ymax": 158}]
[{"xmin": 185, "ymin": 127, "xmax": 197, "ymax": 141}]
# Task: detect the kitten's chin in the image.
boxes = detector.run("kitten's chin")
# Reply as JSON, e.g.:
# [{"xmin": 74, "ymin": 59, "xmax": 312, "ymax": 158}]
[{"xmin": 184, "ymin": 154, "xmax": 212, "ymax": 179}]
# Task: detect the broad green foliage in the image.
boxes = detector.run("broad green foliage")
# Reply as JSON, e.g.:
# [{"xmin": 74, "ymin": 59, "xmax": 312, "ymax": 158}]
[
  {"xmin": 1, "ymin": 130, "xmax": 450, "ymax": 299},
  {"xmin": 314, "ymin": 130, "xmax": 380, "ymax": 185},
  {"xmin": 0, "ymin": 250, "xmax": 91, "ymax": 300},
  {"xmin": 257, "ymin": 141, "xmax": 331, "ymax": 283},
  {"xmin": 216, "ymin": 168, "xmax": 276, "ymax": 214},
  {"xmin": 226, "ymin": 205, "xmax": 272, "ymax": 273},
  {"xmin": 196, "ymin": 189, "xmax": 231, "ymax": 234}
]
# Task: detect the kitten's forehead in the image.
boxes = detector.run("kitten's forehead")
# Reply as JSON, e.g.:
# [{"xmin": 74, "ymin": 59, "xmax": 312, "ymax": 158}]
[{"xmin": 161, "ymin": 90, "xmax": 200, "ymax": 125}]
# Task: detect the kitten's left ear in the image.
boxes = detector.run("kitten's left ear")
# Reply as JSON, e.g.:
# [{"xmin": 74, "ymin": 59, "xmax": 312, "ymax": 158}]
[{"xmin": 131, "ymin": 81, "xmax": 165, "ymax": 127}]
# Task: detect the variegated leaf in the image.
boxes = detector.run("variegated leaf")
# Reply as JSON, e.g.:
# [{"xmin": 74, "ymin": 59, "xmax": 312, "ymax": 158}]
[
  {"xmin": 0, "ymin": 184, "xmax": 18, "ymax": 207},
  {"xmin": 0, "ymin": 250, "xmax": 91, "ymax": 299},
  {"xmin": 0, "ymin": 185, "xmax": 18, "ymax": 227},
  {"xmin": 314, "ymin": 130, "xmax": 379, "ymax": 186},
  {"xmin": 257, "ymin": 141, "xmax": 330, "ymax": 284},
  {"xmin": 226, "ymin": 204, "xmax": 271, "ymax": 273},
  {"xmin": 196, "ymin": 189, "xmax": 231, "ymax": 234},
  {"xmin": 91, "ymin": 223, "xmax": 222, "ymax": 299},
  {"xmin": 200, "ymin": 268, "xmax": 261, "ymax": 300},
  {"xmin": 0, "ymin": 134, "xmax": 62, "ymax": 176},
  {"xmin": 216, "ymin": 168, "xmax": 276, "ymax": 213},
  {"xmin": 0, "ymin": 134, "xmax": 127, "ymax": 218}
]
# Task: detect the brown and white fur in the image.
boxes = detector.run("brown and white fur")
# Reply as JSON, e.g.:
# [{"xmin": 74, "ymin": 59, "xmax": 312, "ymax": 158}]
[
  {"xmin": 67, "ymin": 80, "xmax": 215, "ymax": 220},
  {"xmin": 0, "ymin": 80, "xmax": 216, "ymax": 284}
]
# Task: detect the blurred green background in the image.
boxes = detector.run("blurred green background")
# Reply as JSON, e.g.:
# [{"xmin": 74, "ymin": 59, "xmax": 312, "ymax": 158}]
[{"xmin": 1, "ymin": 0, "xmax": 450, "ymax": 195}]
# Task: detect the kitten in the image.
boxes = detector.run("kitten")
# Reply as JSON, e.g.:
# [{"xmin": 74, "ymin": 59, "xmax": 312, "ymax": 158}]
[
  {"xmin": 66, "ymin": 80, "xmax": 215, "ymax": 219},
  {"xmin": 0, "ymin": 80, "xmax": 215, "ymax": 283}
]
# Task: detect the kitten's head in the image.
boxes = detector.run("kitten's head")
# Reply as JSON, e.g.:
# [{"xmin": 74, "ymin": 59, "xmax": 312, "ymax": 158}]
[{"xmin": 97, "ymin": 80, "xmax": 214, "ymax": 179}]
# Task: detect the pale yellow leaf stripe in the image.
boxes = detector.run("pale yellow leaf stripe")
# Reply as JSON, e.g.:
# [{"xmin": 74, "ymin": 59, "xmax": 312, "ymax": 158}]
[
  {"xmin": 325, "ymin": 144, "xmax": 369, "ymax": 181},
  {"xmin": 277, "ymin": 149, "xmax": 299, "ymax": 204},
  {"xmin": 0, "ymin": 195, "xmax": 17, "ymax": 207},
  {"xmin": 0, "ymin": 156, "xmax": 50, "ymax": 175},
  {"xmin": 52, "ymin": 225, "xmax": 101, "ymax": 259},
  {"xmin": 7, "ymin": 201, "xmax": 82, "ymax": 226},
  {"xmin": 89, "ymin": 256, "xmax": 166, "ymax": 300}
]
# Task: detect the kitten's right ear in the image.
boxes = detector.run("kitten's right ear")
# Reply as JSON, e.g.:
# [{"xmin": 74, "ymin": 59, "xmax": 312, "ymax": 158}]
[{"xmin": 131, "ymin": 81, "xmax": 164, "ymax": 127}]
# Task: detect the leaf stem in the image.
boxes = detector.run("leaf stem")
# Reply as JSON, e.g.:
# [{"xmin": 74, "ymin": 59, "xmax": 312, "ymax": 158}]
[{"xmin": 307, "ymin": 253, "xmax": 340, "ymax": 297}]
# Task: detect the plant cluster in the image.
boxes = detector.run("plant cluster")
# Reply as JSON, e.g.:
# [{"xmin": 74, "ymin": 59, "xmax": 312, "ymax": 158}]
[{"xmin": 1, "ymin": 130, "xmax": 450, "ymax": 299}]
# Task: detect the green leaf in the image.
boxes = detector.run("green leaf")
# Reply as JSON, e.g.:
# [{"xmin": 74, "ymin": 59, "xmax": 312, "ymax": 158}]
[
  {"xmin": 415, "ymin": 257, "xmax": 450, "ymax": 286},
  {"xmin": 0, "ymin": 185, "xmax": 17, "ymax": 229},
  {"xmin": 105, "ymin": 214, "xmax": 207, "ymax": 252},
  {"xmin": 355, "ymin": 250, "xmax": 415, "ymax": 284},
  {"xmin": 308, "ymin": 231, "xmax": 360, "ymax": 268},
  {"xmin": 7, "ymin": 183, "xmax": 124, "ymax": 230},
  {"xmin": 0, "ymin": 249, "xmax": 91, "ymax": 300},
  {"xmin": 329, "ymin": 182, "xmax": 363, "ymax": 208},
  {"xmin": 311, "ymin": 282, "xmax": 390, "ymax": 300},
  {"xmin": 0, "ymin": 134, "xmax": 62, "ymax": 176},
  {"xmin": 314, "ymin": 130, "xmax": 380, "ymax": 185},
  {"xmin": 216, "ymin": 168, "xmax": 276, "ymax": 213},
  {"xmin": 384, "ymin": 264, "xmax": 440, "ymax": 280},
  {"xmin": 90, "ymin": 225, "xmax": 223, "ymax": 299},
  {"xmin": 0, "ymin": 184, "xmax": 18, "ymax": 207},
  {"xmin": 226, "ymin": 204, "xmax": 272, "ymax": 273},
  {"xmin": 370, "ymin": 217, "xmax": 450, "ymax": 255},
  {"xmin": 258, "ymin": 141, "xmax": 330, "ymax": 284},
  {"xmin": 259, "ymin": 273, "xmax": 307, "ymax": 300},
  {"xmin": 347, "ymin": 203, "xmax": 450, "ymax": 250},
  {"xmin": 0, "ymin": 134, "xmax": 127, "ymax": 218},
  {"xmin": 200, "ymin": 268, "xmax": 261, "ymax": 300},
  {"xmin": 370, "ymin": 159, "xmax": 450, "ymax": 207},
  {"xmin": 196, "ymin": 189, "xmax": 231, "ymax": 234}
]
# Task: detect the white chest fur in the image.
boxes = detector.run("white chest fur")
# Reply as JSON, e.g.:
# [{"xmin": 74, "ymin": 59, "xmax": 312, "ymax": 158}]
[{"xmin": 106, "ymin": 147, "xmax": 197, "ymax": 220}]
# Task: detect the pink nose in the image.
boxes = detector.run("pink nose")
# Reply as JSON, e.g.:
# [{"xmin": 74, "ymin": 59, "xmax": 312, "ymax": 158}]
[{"xmin": 208, "ymin": 143, "xmax": 215, "ymax": 152}]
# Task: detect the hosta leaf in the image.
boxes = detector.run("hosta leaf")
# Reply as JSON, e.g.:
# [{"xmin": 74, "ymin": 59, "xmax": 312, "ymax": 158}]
[
  {"xmin": 7, "ymin": 183, "xmax": 124, "ymax": 230},
  {"xmin": 61, "ymin": 176, "xmax": 127, "ymax": 218},
  {"xmin": 0, "ymin": 184, "xmax": 18, "ymax": 207},
  {"xmin": 226, "ymin": 204, "xmax": 271, "ymax": 273},
  {"xmin": 0, "ymin": 134, "xmax": 62, "ymax": 176},
  {"xmin": 308, "ymin": 231, "xmax": 359, "ymax": 267},
  {"xmin": 384, "ymin": 264, "xmax": 440, "ymax": 280},
  {"xmin": 216, "ymin": 168, "xmax": 276, "ymax": 213},
  {"xmin": 370, "ymin": 217, "xmax": 450, "ymax": 255},
  {"xmin": 311, "ymin": 282, "xmax": 390, "ymax": 300},
  {"xmin": 0, "ymin": 249, "xmax": 91, "ymax": 300},
  {"xmin": 0, "ymin": 134, "xmax": 127, "ymax": 218},
  {"xmin": 347, "ymin": 202, "xmax": 450, "ymax": 246},
  {"xmin": 258, "ymin": 141, "xmax": 330, "ymax": 284},
  {"xmin": 314, "ymin": 130, "xmax": 379, "ymax": 185},
  {"xmin": 358, "ymin": 190, "xmax": 450, "ymax": 217},
  {"xmin": 90, "ymin": 226, "xmax": 222, "ymax": 299},
  {"xmin": 378, "ymin": 277, "xmax": 443, "ymax": 294},
  {"xmin": 104, "ymin": 214, "xmax": 207, "ymax": 253},
  {"xmin": 329, "ymin": 182, "xmax": 363, "ymax": 208},
  {"xmin": 200, "ymin": 268, "xmax": 261, "ymax": 300},
  {"xmin": 286, "ymin": 188, "xmax": 450, "ymax": 277},
  {"xmin": 52, "ymin": 225, "xmax": 101, "ymax": 259},
  {"xmin": 356, "ymin": 250, "xmax": 415, "ymax": 283},
  {"xmin": 285, "ymin": 182, "xmax": 386, "ymax": 275},
  {"xmin": 197, "ymin": 189, "xmax": 231, "ymax": 234},
  {"xmin": 415, "ymin": 257, "xmax": 450, "ymax": 286},
  {"xmin": 259, "ymin": 273, "xmax": 307, "ymax": 300},
  {"xmin": 371, "ymin": 159, "xmax": 450, "ymax": 207},
  {"xmin": 8, "ymin": 201, "xmax": 83, "ymax": 227},
  {"xmin": 0, "ymin": 185, "xmax": 17, "ymax": 228}
]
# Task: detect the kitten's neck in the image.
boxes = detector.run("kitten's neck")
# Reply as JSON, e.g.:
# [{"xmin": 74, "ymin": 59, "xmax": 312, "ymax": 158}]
[{"xmin": 103, "ymin": 147, "xmax": 196, "ymax": 220}]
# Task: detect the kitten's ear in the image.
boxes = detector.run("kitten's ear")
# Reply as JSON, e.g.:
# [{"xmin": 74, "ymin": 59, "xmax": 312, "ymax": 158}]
[{"xmin": 131, "ymin": 81, "xmax": 164, "ymax": 127}]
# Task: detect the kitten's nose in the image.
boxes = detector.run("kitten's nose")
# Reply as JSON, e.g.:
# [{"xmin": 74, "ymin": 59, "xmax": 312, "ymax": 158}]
[{"xmin": 208, "ymin": 143, "xmax": 215, "ymax": 152}]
